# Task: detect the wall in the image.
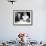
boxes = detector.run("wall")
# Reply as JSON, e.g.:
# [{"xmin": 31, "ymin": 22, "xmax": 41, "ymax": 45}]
[{"xmin": 0, "ymin": 0, "xmax": 46, "ymax": 42}]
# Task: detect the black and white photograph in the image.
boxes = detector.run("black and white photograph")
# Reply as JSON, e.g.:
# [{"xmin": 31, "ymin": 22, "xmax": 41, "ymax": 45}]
[{"xmin": 13, "ymin": 10, "xmax": 32, "ymax": 25}]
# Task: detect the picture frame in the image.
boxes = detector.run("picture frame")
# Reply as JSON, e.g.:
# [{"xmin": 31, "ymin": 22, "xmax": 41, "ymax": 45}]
[{"xmin": 13, "ymin": 10, "xmax": 33, "ymax": 26}]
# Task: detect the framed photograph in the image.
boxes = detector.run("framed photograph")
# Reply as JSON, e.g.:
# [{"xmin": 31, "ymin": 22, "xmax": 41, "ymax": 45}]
[{"xmin": 13, "ymin": 10, "xmax": 33, "ymax": 25}]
